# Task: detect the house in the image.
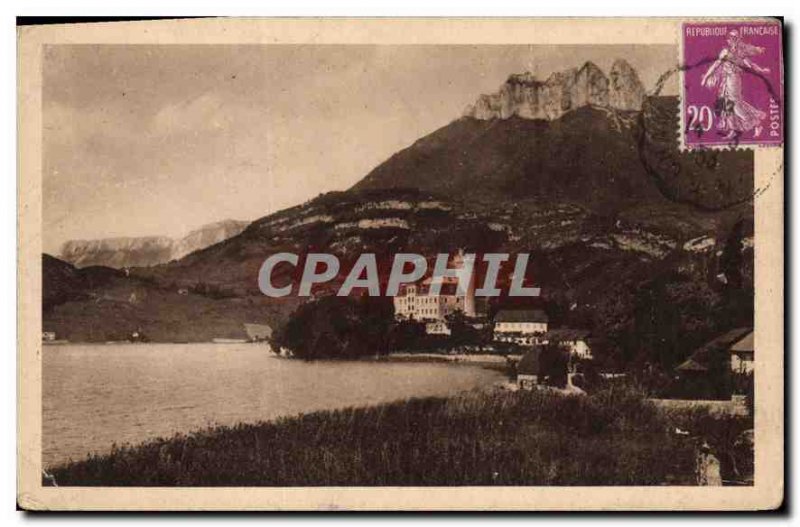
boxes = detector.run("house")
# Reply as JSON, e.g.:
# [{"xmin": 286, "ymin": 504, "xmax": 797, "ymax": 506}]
[
  {"xmin": 729, "ymin": 331, "xmax": 754, "ymax": 374},
  {"xmin": 542, "ymin": 329, "xmax": 593, "ymax": 359},
  {"xmin": 516, "ymin": 347, "xmax": 543, "ymax": 389},
  {"xmin": 675, "ymin": 327, "xmax": 752, "ymax": 400},
  {"xmin": 676, "ymin": 327, "xmax": 753, "ymax": 374},
  {"xmin": 244, "ymin": 323, "xmax": 273, "ymax": 342},
  {"xmin": 493, "ymin": 309, "xmax": 548, "ymax": 345}
]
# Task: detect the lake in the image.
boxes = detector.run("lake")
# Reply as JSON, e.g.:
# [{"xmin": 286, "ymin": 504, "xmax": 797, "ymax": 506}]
[{"xmin": 42, "ymin": 343, "xmax": 505, "ymax": 468}]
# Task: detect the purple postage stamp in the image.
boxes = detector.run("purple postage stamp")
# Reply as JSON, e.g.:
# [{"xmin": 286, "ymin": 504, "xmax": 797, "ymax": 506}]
[{"xmin": 682, "ymin": 20, "xmax": 783, "ymax": 149}]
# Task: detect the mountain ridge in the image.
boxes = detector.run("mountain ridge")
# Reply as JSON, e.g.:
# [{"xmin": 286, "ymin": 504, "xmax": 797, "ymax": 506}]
[
  {"xmin": 355, "ymin": 96, "xmax": 753, "ymax": 214},
  {"xmin": 60, "ymin": 219, "xmax": 250, "ymax": 269}
]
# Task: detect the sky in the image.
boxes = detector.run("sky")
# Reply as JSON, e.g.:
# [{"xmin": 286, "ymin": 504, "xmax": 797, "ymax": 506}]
[{"xmin": 43, "ymin": 44, "xmax": 678, "ymax": 254}]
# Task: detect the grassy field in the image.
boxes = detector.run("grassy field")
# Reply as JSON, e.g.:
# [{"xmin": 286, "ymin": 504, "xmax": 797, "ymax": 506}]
[{"xmin": 47, "ymin": 387, "xmax": 752, "ymax": 486}]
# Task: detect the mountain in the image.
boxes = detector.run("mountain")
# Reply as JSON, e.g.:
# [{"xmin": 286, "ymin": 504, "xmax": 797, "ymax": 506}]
[
  {"xmin": 463, "ymin": 60, "xmax": 646, "ymax": 121},
  {"xmin": 43, "ymin": 62, "xmax": 755, "ymax": 366},
  {"xmin": 60, "ymin": 236, "xmax": 173, "ymax": 269},
  {"xmin": 173, "ymin": 220, "xmax": 251, "ymax": 260},
  {"xmin": 121, "ymin": 180, "xmax": 753, "ymax": 365},
  {"xmin": 59, "ymin": 219, "xmax": 249, "ymax": 269},
  {"xmin": 42, "ymin": 254, "xmax": 297, "ymax": 343},
  {"xmin": 355, "ymin": 96, "xmax": 753, "ymax": 213},
  {"xmin": 43, "ymin": 180, "xmax": 753, "ymax": 357},
  {"xmin": 42, "ymin": 253, "xmax": 92, "ymax": 312},
  {"xmin": 608, "ymin": 60, "xmax": 647, "ymax": 111}
]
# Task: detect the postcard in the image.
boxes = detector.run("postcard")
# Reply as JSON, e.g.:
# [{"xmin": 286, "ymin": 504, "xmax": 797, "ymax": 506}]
[{"xmin": 17, "ymin": 17, "xmax": 784, "ymax": 511}]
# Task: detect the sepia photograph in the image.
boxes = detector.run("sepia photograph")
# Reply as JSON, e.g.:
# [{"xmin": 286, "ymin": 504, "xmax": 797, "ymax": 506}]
[{"xmin": 17, "ymin": 17, "xmax": 784, "ymax": 511}]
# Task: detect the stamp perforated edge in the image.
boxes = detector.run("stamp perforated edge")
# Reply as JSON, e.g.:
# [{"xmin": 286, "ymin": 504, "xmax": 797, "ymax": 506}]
[{"xmin": 677, "ymin": 18, "xmax": 784, "ymax": 152}]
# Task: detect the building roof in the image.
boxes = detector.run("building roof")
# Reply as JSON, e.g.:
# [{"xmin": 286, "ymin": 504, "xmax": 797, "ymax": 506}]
[
  {"xmin": 730, "ymin": 331, "xmax": 754, "ymax": 354},
  {"xmin": 675, "ymin": 358, "xmax": 708, "ymax": 372},
  {"xmin": 517, "ymin": 347, "xmax": 543, "ymax": 375},
  {"xmin": 545, "ymin": 328, "xmax": 591, "ymax": 341},
  {"xmin": 704, "ymin": 327, "xmax": 752, "ymax": 350},
  {"xmin": 495, "ymin": 309, "xmax": 548, "ymax": 323},
  {"xmin": 676, "ymin": 327, "xmax": 752, "ymax": 373},
  {"xmin": 401, "ymin": 283, "xmax": 463, "ymax": 296}
]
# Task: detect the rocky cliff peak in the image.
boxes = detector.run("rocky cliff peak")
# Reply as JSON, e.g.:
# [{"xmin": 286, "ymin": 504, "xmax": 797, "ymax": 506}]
[
  {"xmin": 608, "ymin": 59, "xmax": 646, "ymax": 111},
  {"xmin": 464, "ymin": 59, "xmax": 645, "ymax": 121}
]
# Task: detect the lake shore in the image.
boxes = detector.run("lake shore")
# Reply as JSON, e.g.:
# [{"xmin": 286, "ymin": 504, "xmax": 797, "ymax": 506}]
[
  {"xmin": 43, "ymin": 343, "xmax": 505, "ymax": 467},
  {"xmin": 379, "ymin": 351, "xmax": 519, "ymax": 363},
  {"xmin": 374, "ymin": 351, "xmax": 519, "ymax": 374},
  {"xmin": 45, "ymin": 386, "xmax": 753, "ymax": 487}
]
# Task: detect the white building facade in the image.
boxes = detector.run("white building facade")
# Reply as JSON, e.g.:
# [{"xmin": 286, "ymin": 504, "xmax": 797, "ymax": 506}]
[
  {"xmin": 393, "ymin": 283, "xmax": 474, "ymax": 321},
  {"xmin": 493, "ymin": 309, "xmax": 549, "ymax": 345},
  {"xmin": 730, "ymin": 331, "xmax": 754, "ymax": 374},
  {"xmin": 542, "ymin": 329, "xmax": 593, "ymax": 360},
  {"xmin": 392, "ymin": 250, "xmax": 477, "ymax": 327}
]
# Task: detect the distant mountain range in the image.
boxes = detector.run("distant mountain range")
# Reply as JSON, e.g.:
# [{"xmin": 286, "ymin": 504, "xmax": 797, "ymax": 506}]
[
  {"xmin": 43, "ymin": 61, "xmax": 755, "ymax": 363},
  {"xmin": 59, "ymin": 219, "xmax": 249, "ymax": 269}
]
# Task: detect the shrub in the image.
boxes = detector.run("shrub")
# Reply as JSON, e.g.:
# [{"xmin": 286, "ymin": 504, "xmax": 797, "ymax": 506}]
[{"xmin": 45, "ymin": 386, "xmax": 741, "ymax": 487}]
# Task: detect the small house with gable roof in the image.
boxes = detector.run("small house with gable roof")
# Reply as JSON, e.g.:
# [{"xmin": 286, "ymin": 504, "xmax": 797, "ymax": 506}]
[
  {"xmin": 516, "ymin": 347, "xmax": 543, "ymax": 389},
  {"xmin": 729, "ymin": 331, "xmax": 754, "ymax": 374}
]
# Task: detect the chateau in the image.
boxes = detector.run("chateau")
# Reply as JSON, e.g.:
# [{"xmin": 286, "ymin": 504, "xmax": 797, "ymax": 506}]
[{"xmin": 392, "ymin": 250, "xmax": 477, "ymax": 323}]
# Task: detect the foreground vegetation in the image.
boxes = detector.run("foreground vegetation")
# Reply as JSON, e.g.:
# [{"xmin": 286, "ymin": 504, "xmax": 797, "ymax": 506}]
[{"xmin": 48, "ymin": 387, "xmax": 752, "ymax": 486}]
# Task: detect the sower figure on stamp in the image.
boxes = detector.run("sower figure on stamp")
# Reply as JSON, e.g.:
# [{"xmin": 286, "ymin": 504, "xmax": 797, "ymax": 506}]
[{"xmin": 701, "ymin": 29, "xmax": 771, "ymax": 140}]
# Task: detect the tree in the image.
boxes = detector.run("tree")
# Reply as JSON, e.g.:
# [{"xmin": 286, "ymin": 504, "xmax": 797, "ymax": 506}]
[
  {"xmin": 732, "ymin": 371, "xmax": 754, "ymax": 416},
  {"xmin": 445, "ymin": 310, "xmax": 495, "ymax": 350},
  {"xmin": 539, "ymin": 343, "xmax": 570, "ymax": 388},
  {"xmin": 271, "ymin": 296, "xmax": 393, "ymax": 360},
  {"xmin": 720, "ymin": 219, "xmax": 744, "ymax": 290},
  {"xmin": 745, "ymin": 372, "xmax": 754, "ymax": 417},
  {"xmin": 444, "ymin": 310, "xmax": 477, "ymax": 348},
  {"xmin": 386, "ymin": 318, "xmax": 427, "ymax": 351},
  {"xmin": 573, "ymin": 358, "xmax": 603, "ymax": 393}
]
